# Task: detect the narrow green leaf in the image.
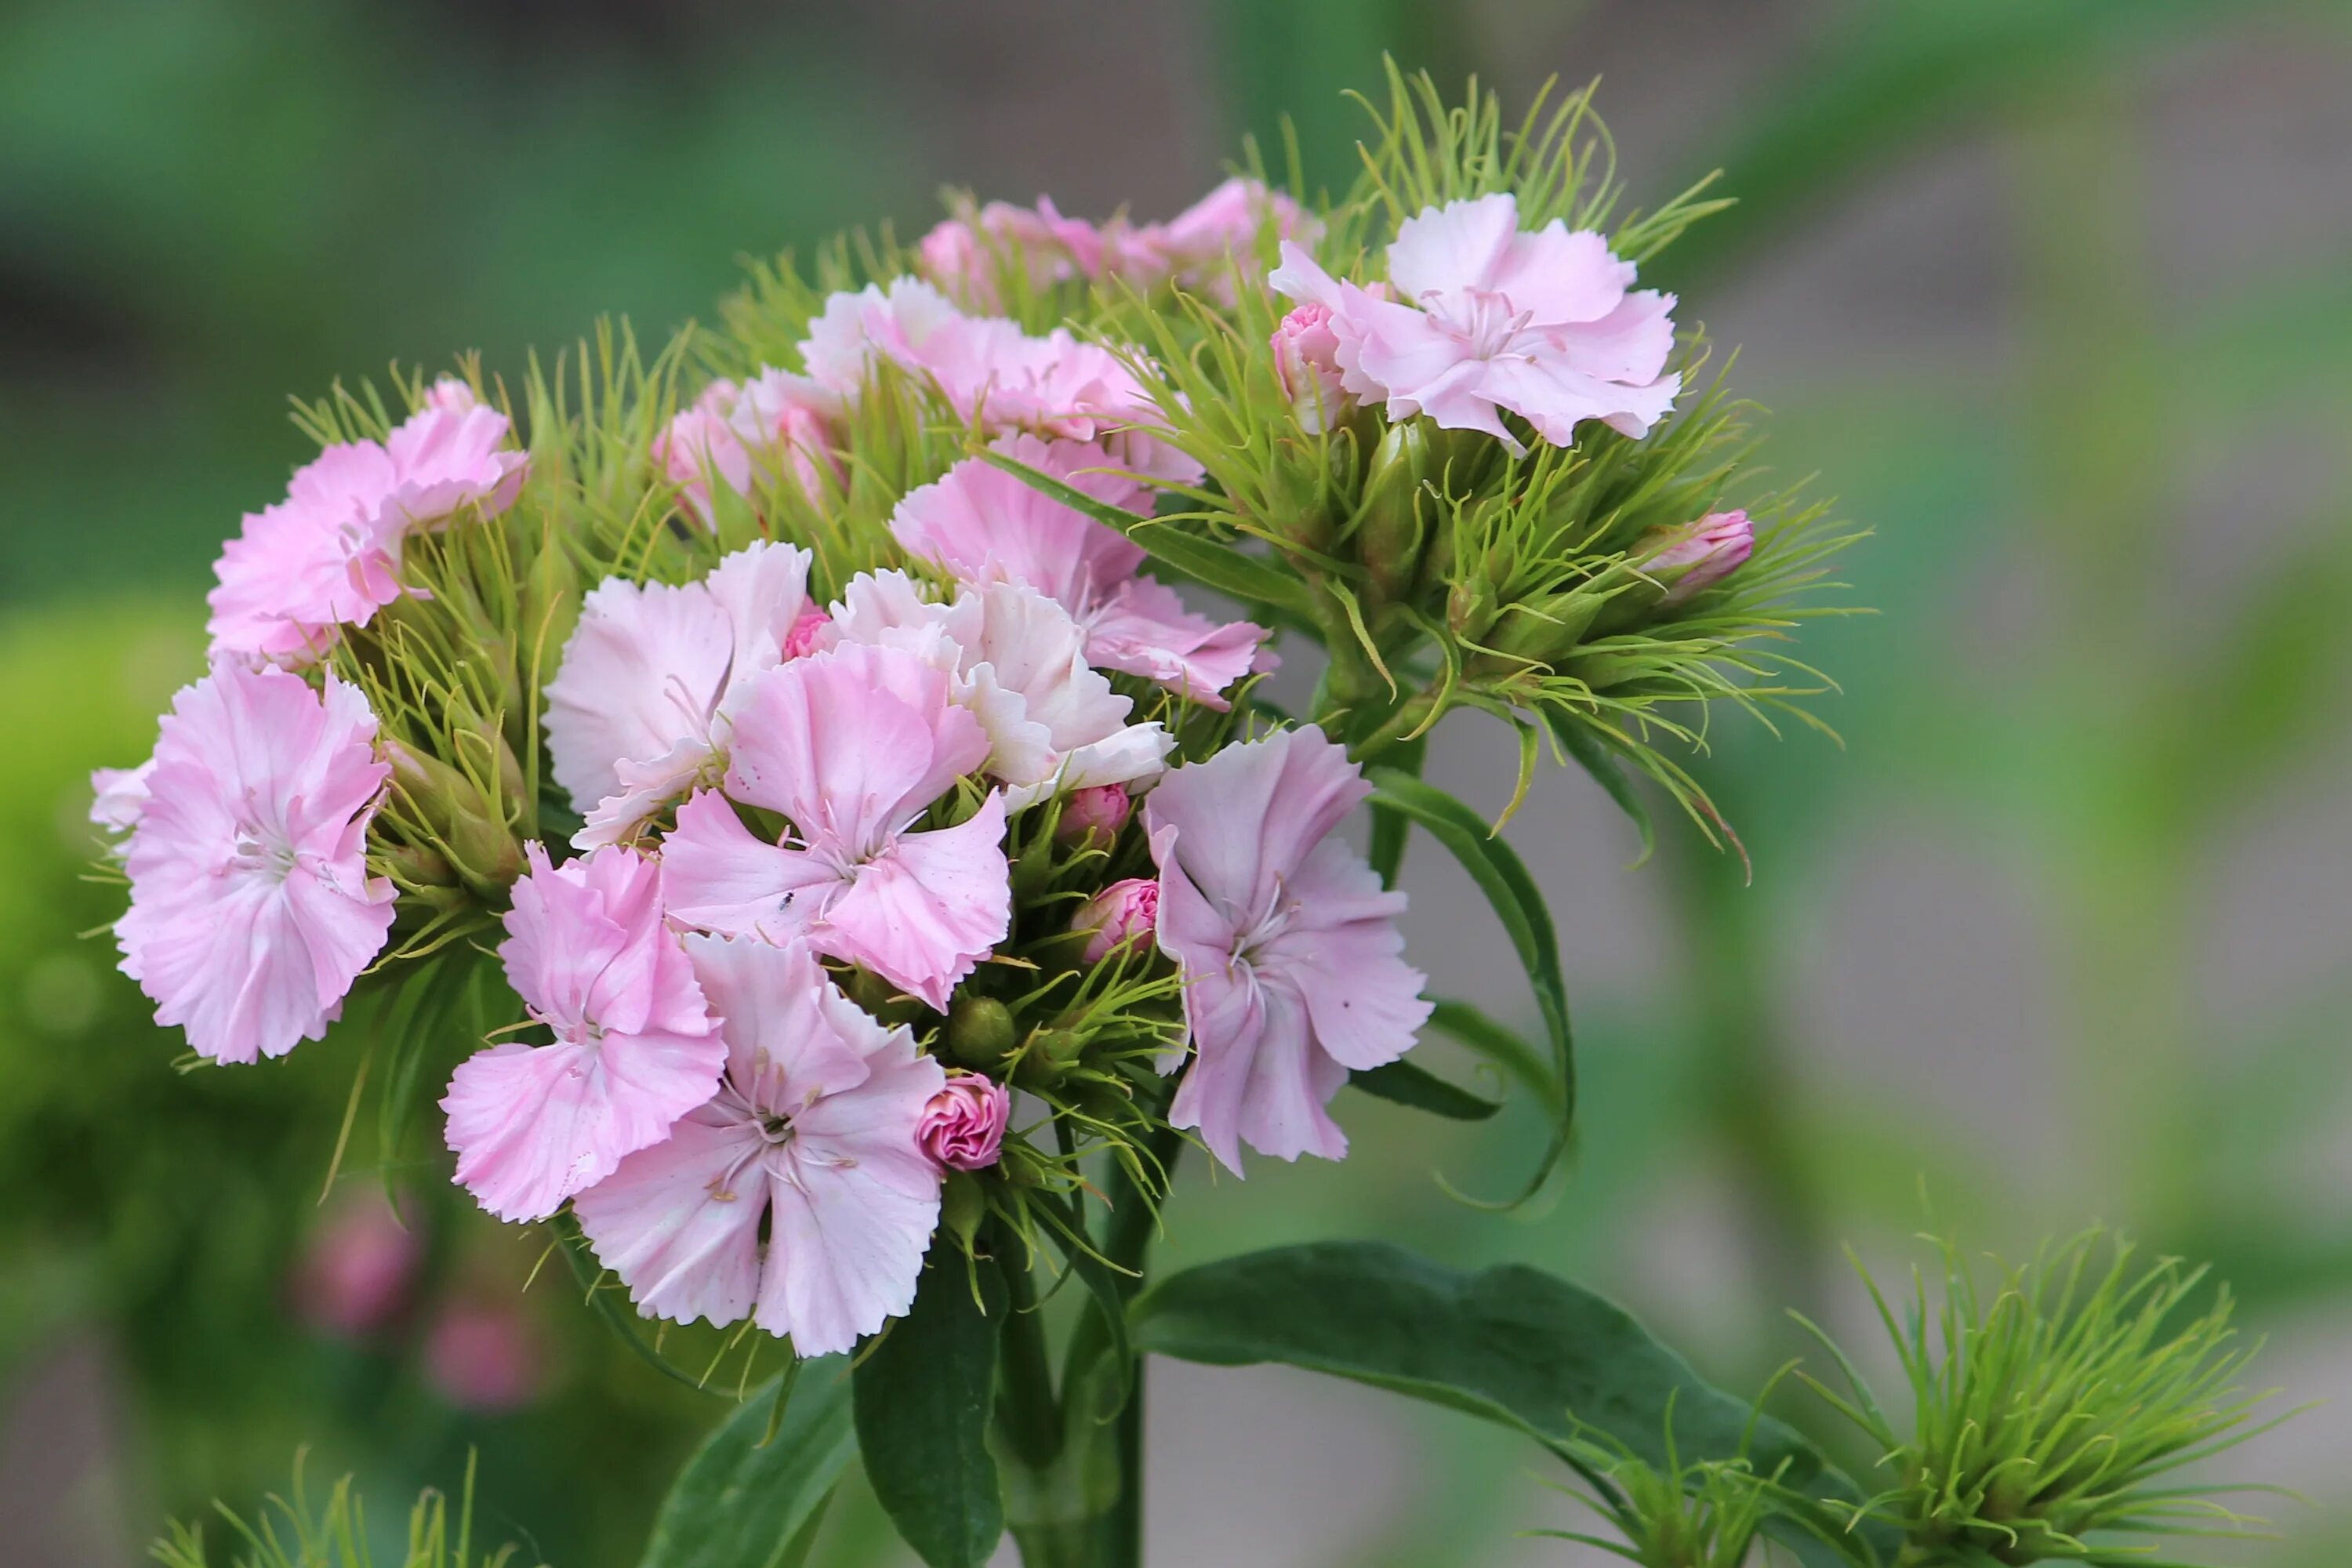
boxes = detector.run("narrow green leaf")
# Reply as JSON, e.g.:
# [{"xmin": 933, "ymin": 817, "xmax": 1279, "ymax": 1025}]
[
  {"xmin": 974, "ymin": 446, "xmax": 1316, "ymax": 619},
  {"xmin": 1347, "ymin": 1059, "xmax": 1501, "ymax": 1121},
  {"xmin": 1365, "ymin": 769, "xmax": 1575, "ymax": 1199},
  {"xmin": 637, "ymin": 1359, "xmax": 856, "ymax": 1568},
  {"xmin": 853, "ymin": 1251, "xmax": 1008, "ymax": 1568},
  {"xmin": 1367, "ymin": 733, "xmax": 1428, "ymax": 888},
  {"xmin": 1544, "ymin": 711, "xmax": 1657, "ymax": 868},
  {"xmin": 1132, "ymin": 1243, "xmax": 1876, "ymax": 1567}
]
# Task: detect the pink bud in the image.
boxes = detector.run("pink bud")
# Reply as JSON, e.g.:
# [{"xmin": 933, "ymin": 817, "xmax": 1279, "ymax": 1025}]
[
  {"xmin": 424, "ymin": 376, "xmax": 479, "ymax": 413},
  {"xmin": 1270, "ymin": 303, "xmax": 1348, "ymax": 434},
  {"xmin": 1056, "ymin": 783, "xmax": 1132, "ymax": 843},
  {"xmin": 291, "ymin": 1192, "xmax": 424, "ymax": 1338},
  {"xmin": 1646, "ymin": 510, "xmax": 1754, "ymax": 605},
  {"xmin": 782, "ymin": 607, "xmax": 833, "ymax": 660},
  {"xmin": 1073, "ymin": 877, "xmax": 1159, "ymax": 964},
  {"xmin": 423, "ymin": 1300, "xmax": 543, "ymax": 1413},
  {"xmin": 918, "ymin": 1073, "xmax": 1011, "ymax": 1171}
]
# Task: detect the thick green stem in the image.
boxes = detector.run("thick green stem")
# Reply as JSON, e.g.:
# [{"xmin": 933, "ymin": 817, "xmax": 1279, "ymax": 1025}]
[{"xmin": 996, "ymin": 1235, "xmax": 1063, "ymax": 1472}]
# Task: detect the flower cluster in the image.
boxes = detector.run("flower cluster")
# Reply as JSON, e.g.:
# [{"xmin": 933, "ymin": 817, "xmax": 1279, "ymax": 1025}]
[{"xmin": 93, "ymin": 77, "xmax": 1840, "ymax": 1362}]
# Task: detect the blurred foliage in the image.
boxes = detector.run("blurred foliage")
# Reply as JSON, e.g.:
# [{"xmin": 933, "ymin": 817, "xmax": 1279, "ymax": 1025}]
[{"xmin": 5, "ymin": 0, "xmax": 2352, "ymax": 1565}]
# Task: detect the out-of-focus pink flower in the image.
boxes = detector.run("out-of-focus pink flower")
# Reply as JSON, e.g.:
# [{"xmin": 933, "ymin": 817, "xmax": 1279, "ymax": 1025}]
[
  {"xmin": 423, "ymin": 1300, "xmax": 544, "ymax": 1412},
  {"xmin": 1057, "ymin": 783, "xmax": 1132, "ymax": 843},
  {"xmin": 1270, "ymin": 193, "xmax": 1679, "ymax": 455},
  {"xmin": 829, "ymin": 571, "xmax": 1172, "ymax": 811},
  {"xmin": 659, "ymin": 641, "xmax": 1011, "ymax": 1011},
  {"xmin": 892, "ymin": 439, "xmax": 1265, "ymax": 706},
  {"xmin": 918, "ymin": 1073, "xmax": 1011, "ymax": 1171},
  {"xmin": 1145, "ymin": 725, "xmax": 1432, "ymax": 1173},
  {"xmin": 1072, "ymin": 877, "xmax": 1158, "ymax": 964},
  {"xmin": 655, "ymin": 372, "xmax": 842, "ymax": 527},
  {"xmin": 545, "ymin": 541, "xmax": 817, "ymax": 847},
  {"xmin": 652, "ymin": 381, "xmax": 752, "ymax": 525},
  {"xmin": 89, "ymin": 758, "xmax": 155, "ymax": 839},
  {"xmin": 292, "ymin": 1192, "xmax": 423, "ymax": 1338},
  {"xmin": 207, "ymin": 403, "xmax": 528, "ymax": 663},
  {"xmin": 1645, "ymin": 509, "xmax": 1754, "ymax": 605},
  {"xmin": 573, "ymin": 936, "xmax": 945, "ymax": 1356},
  {"xmin": 918, "ymin": 198, "xmax": 1101, "ymax": 310},
  {"xmin": 115, "ymin": 664, "xmax": 394, "ymax": 1064},
  {"xmin": 799, "ymin": 277, "xmax": 967, "ymax": 397},
  {"xmin": 424, "ymin": 376, "xmax": 481, "ymax": 413},
  {"xmin": 1270, "ymin": 302, "xmax": 1350, "ymax": 434},
  {"xmin": 441, "ymin": 844, "xmax": 723, "ymax": 1222},
  {"xmin": 1136, "ymin": 177, "xmax": 1319, "ymax": 302}
]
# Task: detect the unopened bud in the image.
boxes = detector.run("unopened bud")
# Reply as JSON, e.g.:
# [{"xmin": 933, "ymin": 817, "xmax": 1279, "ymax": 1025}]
[
  {"xmin": 1641, "ymin": 510, "xmax": 1753, "ymax": 607},
  {"xmin": 1271, "ymin": 303, "xmax": 1348, "ymax": 434},
  {"xmin": 1357, "ymin": 421, "xmax": 1432, "ymax": 604},
  {"xmin": 386, "ymin": 741, "xmax": 522, "ymax": 895},
  {"xmin": 521, "ymin": 541, "xmax": 580, "ymax": 692},
  {"xmin": 946, "ymin": 994, "xmax": 1017, "ymax": 1069},
  {"xmin": 781, "ymin": 607, "xmax": 832, "ymax": 660},
  {"xmin": 919, "ymin": 1074, "xmax": 1011, "ymax": 1171},
  {"xmin": 1071, "ymin": 878, "xmax": 1159, "ymax": 964},
  {"xmin": 1056, "ymin": 784, "xmax": 1132, "ymax": 844},
  {"xmin": 941, "ymin": 1169, "xmax": 989, "ymax": 1246}
]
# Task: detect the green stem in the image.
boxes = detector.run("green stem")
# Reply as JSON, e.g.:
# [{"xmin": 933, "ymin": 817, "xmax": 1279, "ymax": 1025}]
[{"xmin": 996, "ymin": 1229, "xmax": 1063, "ymax": 1472}]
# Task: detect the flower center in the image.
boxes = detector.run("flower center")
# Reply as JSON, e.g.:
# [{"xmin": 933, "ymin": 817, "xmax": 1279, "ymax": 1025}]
[
  {"xmin": 226, "ymin": 823, "xmax": 299, "ymax": 883},
  {"xmin": 1430, "ymin": 288, "xmax": 1532, "ymax": 361}
]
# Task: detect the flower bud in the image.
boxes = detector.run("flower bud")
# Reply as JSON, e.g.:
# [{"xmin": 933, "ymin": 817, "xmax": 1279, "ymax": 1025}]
[
  {"xmin": 1056, "ymin": 784, "xmax": 1132, "ymax": 844},
  {"xmin": 919, "ymin": 1074, "xmax": 1011, "ymax": 1171},
  {"xmin": 1357, "ymin": 420, "xmax": 1432, "ymax": 604},
  {"xmin": 1641, "ymin": 510, "xmax": 1753, "ymax": 607},
  {"xmin": 386, "ymin": 740, "xmax": 523, "ymax": 895},
  {"xmin": 423, "ymin": 1299, "xmax": 543, "ymax": 1413},
  {"xmin": 946, "ymin": 993, "xmax": 1017, "ymax": 1069},
  {"xmin": 1271, "ymin": 303, "xmax": 1348, "ymax": 434},
  {"xmin": 291, "ymin": 1192, "xmax": 423, "ymax": 1338},
  {"xmin": 941, "ymin": 1168, "xmax": 989, "ymax": 1246},
  {"xmin": 424, "ymin": 376, "xmax": 480, "ymax": 413},
  {"xmin": 1072, "ymin": 877, "xmax": 1159, "ymax": 964},
  {"xmin": 781, "ymin": 607, "xmax": 832, "ymax": 660}
]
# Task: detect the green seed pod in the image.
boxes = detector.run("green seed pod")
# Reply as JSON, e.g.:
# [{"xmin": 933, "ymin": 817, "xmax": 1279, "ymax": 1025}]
[
  {"xmin": 386, "ymin": 741, "xmax": 522, "ymax": 895},
  {"xmin": 946, "ymin": 994, "xmax": 1018, "ymax": 1069}
]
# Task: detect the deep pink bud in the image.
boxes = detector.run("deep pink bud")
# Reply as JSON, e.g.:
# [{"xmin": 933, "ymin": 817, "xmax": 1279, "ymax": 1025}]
[
  {"xmin": 1646, "ymin": 510, "xmax": 1754, "ymax": 605},
  {"xmin": 423, "ymin": 1300, "xmax": 544, "ymax": 1412},
  {"xmin": 782, "ymin": 607, "xmax": 833, "ymax": 660},
  {"xmin": 1270, "ymin": 303, "xmax": 1348, "ymax": 434},
  {"xmin": 1057, "ymin": 783, "xmax": 1132, "ymax": 843},
  {"xmin": 291, "ymin": 1192, "xmax": 423, "ymax": 1338},
  {"xmin": 918, "ymin": 1073, "xmax": 1011, "ymax": 1171},
  {"xmin": 1073, "ymin": 877, "xmax": 1159, "ymax": 964}
]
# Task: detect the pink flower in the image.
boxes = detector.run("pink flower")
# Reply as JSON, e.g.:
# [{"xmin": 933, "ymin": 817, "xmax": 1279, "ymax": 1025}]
[
  {"xmin": 114, "ymin": 663, "xmax": 395, "ymax": 1064},
  {"xmin": 918, "ymin": 1073, "xmax": 1011, "ymax": 1171},
  {"xmin": 655, "ymin": 372, "xmax": 841, "ymax": 526},
  {"xmin": 1269, "ymin": 192, "xmax": 1679, "ymax": 455},
  {"xmin": 1057, "ymin": 783, "xmax": 1132, "ymax": 843},
  {"xmin": 1646, "ymin": 509, "xmax": 1754, "ymax": 605},
  {"xmin": 659, "ymin": 641, "xmax": 1011, "ymax": 1011},
  {"xmin": 781, "ymin": 606, "xmax": 832, "ymax": 660},
  {"xmin": 89, "ymin": 758, "xmax": 156, "ymax": 839},
  {"xmin": 828, "ymin": 571, "xmax": 1173, "ymax": 810},
  {"xmin": 1270, "ymin": 302, "xmax": 1349, "ymax": 434},
  {"xmin": 1072, "ymin": 877, "xmax": 1158, "ymax": 964},
  {"xmin": 918, "ymin": 198, "xmax": 1100, "ymax": 310},
  {"xmin": 1145, "ymin": 726, "xmax": 1432, "ymax": 1173},
  {"xmin": 208, "ymin": 403, "xmax": 528, "ymax": 663},
  {"xmin": 890, "ymin": 437, "xmax": 1265, "ymax": 707},
  {"xmin": 572, "ymin": 936, "xmax": 946, "ymax": 1356},
  {"xmin": 423, "ymin": 376, "xmax": 481, "ymax": 413},
  {"xmin": 423, "ymin": 1300, "xmax": 544, "ymax": 1412},
  {"xmin": 1138, "ymin": 177, "xmax": 1319, "ymax": 301},
  {"xmin": 292, "ymin": 1191, "xmax": 423, "ymax": 1338},
  {"xmin": 441, "ymin": 844, "xmax": 724, "ymax": 1222},
  {"xmin": 799, "ymin": 277, "xmax": 967, "ymax": 397},
  {"xmin": 544, "ymin": 541, "xmax": 817, "ymax": 848}
]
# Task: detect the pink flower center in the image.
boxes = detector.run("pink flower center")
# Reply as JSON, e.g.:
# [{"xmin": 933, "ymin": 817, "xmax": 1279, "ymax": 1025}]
[{"xmin": 1426, "ymin": 288, "xmax": 1535, "ymax": 362}]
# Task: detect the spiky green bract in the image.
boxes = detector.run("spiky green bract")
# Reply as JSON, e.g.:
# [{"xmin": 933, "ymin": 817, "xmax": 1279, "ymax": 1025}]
[
  {"xmin": 151, "ymin": 1451, "xmax": 541, "ymax": 1568},
  {"xmin": 1535, "ymin": 1421, "xmax": 1777, "ymax": 1567},
  {"xmin": 1795, "ymin": 1232, "xmax": 2292, "ymax": 1566}
]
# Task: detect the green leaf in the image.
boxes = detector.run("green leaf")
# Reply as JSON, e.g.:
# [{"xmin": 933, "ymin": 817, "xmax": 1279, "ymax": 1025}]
[
  {"xmin": 637, "ymin": 1359, "xmax": 856, "ymax": 1568},
  {"xmin": 1367, "ymin": 732, "xmax": 1428, "ymax": 888},
  {"xmin": 1132, "ymin": 1243, "xmax": 1875, "ymax": 1567},
  {"xmin": 1347, "ymin": 1059, "xmax": 1501, "ymax": 1121},
  {"xmin": 974, "ymin": 446, "xmax": 1317, "ymax": 620},
  {"xmin": 1544, "ymin": 712, "xmax": 1657, "ymax": 868},
  {"xmin": 853, "ymin": 1252, "xmax": 1008, "ymax": 1568},
  {"xmin": 1365, "ymin": 769, "xmax": 1575, "ymax": 1200}
]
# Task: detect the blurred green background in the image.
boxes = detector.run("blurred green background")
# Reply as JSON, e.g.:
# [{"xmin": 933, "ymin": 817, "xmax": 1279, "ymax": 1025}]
[{"xmin": 5, "ymin": 1, "xmax": 2350, "ymax": 1563}]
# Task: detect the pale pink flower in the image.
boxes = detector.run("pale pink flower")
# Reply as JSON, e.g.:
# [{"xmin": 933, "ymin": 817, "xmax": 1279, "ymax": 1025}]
[
  {"xmin": 441, "ymin": 844, "xmax": 724, "ymax": 1222},
  {"xmin": 89, "ymin": 758, "xmax": 156, "ymax": 839},
  {"xmin": 1270, "ymin": 302, "xmax": 1349, "ymax": 434},
  {"xmin": 829, "ymin": 570, "xmax": 1173, "ymax": 811},
  {"xmin": 918, "ymin": 198, "xmax": 1100, "ymax": 310},
  {"xmin": 423, "ymin": 376, "xmax": 481, "ymax": 413},
  {"xmin": 1269, "ymin": 192, "xmax": 1679, "ymax": 454},
  {"xmin": 423, "ymin": 1300, "xmax": 544, "ymax": 1411},
  {"xmin": 1646, "ymin": 509, "xmax": 1754, "ymax": 605},
  {"xmin": 572, "ymin": 936, "xmax": 946, "ymax": 1356},
  {"xmin": 659, "ymin": 641, "xmax": 1011, "ymax": 1011},
  {"xmin": 1135, "ymin": 177, "xmax": 1319, "ymax": 301},
  {"xmin": 1145, "ymin": 725, "xmax": 1432, "ymax": 1173},
  {"xmin": 918, "ymin": 1073, "xmax": 1011, "ymax": 1171},
  {"xmin": 292, "ymin": 1191, "xmax": 423, "ymax": 1338},
  {"xmin": 891, "ymin": 437, "xmax": 1265, "ymax": 707},
  {"xmin": 207, "ymin": 403, "xmax": 528, "ymax": 663},
  {"xmin": 652, "ymin": 380, "xmax": 752, "ymax": 525},
  {"xmin": 655, "ymin": 372, "xmax": 841, "ymax": 526},
  {"xmin": 544, "ymin": 542, "xmax": 816, "ymax": 847},
  {"xmin": 798, "ymin": 276, "xmax": 967, "ymax": 397},
  {"xmin": 1072, "ymin": 877, "xmax": 1158, "ymax": 964},
  {"xmin": 114, "ymin": 663, "xmax": 395, "ymax": 1064},
  {"xmin": 1057, "ymin": 782, "xmax": 1132, "ymax": 843}
]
